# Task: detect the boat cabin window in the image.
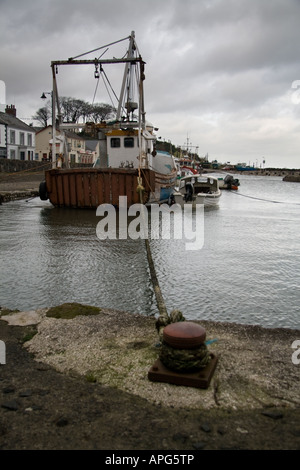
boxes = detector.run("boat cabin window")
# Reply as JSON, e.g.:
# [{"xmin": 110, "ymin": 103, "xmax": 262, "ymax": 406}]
[
  {"xmin": 111, "ymin": 138, "xmax": 121, "ymax": 148},
  {"xmin": 124, "ymin": 137, "xmax": 134, "ymax": 148}
]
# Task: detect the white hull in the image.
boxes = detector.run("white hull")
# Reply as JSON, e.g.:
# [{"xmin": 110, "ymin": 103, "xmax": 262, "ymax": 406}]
[
  {"xmin": 172, "ymin": 174, "xmax": 222, "ymax": 208},
  {"xmin": 173, "ymin": 191, "xmax": 221, "ymax": 208}
]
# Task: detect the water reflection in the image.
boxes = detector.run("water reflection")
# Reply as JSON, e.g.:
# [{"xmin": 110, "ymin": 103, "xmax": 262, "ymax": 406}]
[{"xmin": 37, "ymin": 205, "xmax": 154, "ymax": 315}]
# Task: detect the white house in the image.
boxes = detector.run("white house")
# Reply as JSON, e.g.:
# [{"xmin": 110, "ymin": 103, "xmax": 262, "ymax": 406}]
[
  {"xmin": 0, "ymin": 122, "xmax": 5, "ymax": 157},
  {"xmin": 0, "ymin": 105, "xmax": 36, "ymax": 160}
]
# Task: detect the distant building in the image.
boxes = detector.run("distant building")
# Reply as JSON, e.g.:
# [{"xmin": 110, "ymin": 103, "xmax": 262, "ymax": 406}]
[
  {"xmin": 35, "ymin": 126, "xmax": 52, "ymax": 161},
  {"xmin": 0, "ymin": 121, "xmax": 5, "ymax": 157},
  {"xmin": 0, "ymin": 105, "xmax": 36, "ymax": 160},
  {"xmin": 0, "ymin": 79, "xmax": 6, "ymax": 112},
  {"xmin": 35, "ymin": 125, "xmax": 99, "ymax": 164},
  {"xmin": 84, "ymin": 139, "xmax": 100, "ymax": 164}
]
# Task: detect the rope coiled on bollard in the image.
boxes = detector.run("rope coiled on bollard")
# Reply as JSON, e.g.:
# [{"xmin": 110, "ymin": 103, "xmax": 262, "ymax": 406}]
[{"xmin": 159, "ymin": 341, "xmax": 211, "ymax": 372}]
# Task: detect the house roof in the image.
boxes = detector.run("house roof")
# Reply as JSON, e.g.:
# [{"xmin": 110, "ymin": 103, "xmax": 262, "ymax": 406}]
[
  {"xmin": 85, "ymin": 140, "xmax": 99, "ymax": 151},
  {"xmin": 36, "ymin": 125, "xmax": 90, "ymax": 141},
  {"xmin": 0, "ymin": 111, "xmax": 36, "ymax": 132}
]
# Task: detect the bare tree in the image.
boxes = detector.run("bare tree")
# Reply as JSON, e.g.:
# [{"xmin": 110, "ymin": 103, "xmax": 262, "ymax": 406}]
[
  {"xmin": 89, "ymin": 103, "xmax": 116, "ymax": 123},
  {"xmin": 32, "ymin": 106, "xmax": 51, "ymax": 127},
  {"xmin": 33, "ymin": 97, "xmax": 116, "ymax": 126},
  {"xmin": 59, "ymin": 97, "xmax": 87, "ymax": 122}
]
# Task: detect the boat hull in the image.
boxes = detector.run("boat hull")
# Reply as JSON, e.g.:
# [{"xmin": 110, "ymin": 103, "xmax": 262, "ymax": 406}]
[
  {"xmin": 172, "ymin": 174, "xmax": 222, "ymax": 208},
  {"xmin": 41, "ymin": 167, "xmax": 177, "ymax": 208},
  {"xmin": 173, "ymin": 191, "xmax": 221, "ymax": 208}
]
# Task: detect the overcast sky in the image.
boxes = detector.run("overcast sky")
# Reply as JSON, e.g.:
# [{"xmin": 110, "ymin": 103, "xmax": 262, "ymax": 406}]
[{"xmin": 1, "ymin": 0, "xmax": 300, "ymax": 168}]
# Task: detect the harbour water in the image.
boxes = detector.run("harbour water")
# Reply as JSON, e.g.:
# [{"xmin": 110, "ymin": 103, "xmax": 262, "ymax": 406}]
[{"xmin": 0, "ymin": 174, "xmax": 299, "ymax": 330}]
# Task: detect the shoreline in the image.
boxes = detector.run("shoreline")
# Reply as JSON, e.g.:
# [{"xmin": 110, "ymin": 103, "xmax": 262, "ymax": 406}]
[
  {"xmin": 0, "ymin": 171, "xmax": 43, "ymax": 203},
  {"xmin": 1, "ymin": 305, "xmax": 300, "ymax": 450},
  {"xmin": 2, "ymin": 306, "xmax": 299, "ymax": 411},
  {"xmin": 0, "ymin": 190, "xmax": 39, "ymax": 204}
]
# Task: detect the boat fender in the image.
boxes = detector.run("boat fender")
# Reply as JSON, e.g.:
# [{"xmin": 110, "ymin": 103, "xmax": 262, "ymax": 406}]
[{"xmin": 39, "ymin": 181, "xmax": 48, "ymax": 201}]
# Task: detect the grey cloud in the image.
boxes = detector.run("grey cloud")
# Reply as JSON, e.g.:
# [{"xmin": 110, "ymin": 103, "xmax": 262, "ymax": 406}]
[{"xmin": 1, "ymin": 0, "xmax": 300, "ymax": 167}]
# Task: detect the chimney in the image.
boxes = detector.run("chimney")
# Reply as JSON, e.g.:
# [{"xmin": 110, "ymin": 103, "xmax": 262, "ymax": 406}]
[{"xmin": 5, "ymin": 104, "xmax": 16, "ymax": 117}]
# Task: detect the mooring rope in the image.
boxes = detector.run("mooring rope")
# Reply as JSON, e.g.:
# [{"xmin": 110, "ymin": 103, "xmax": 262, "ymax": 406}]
[
  {"xmin": 137, "ymin": 177, "xmax": 211, "ymax": 372},
  {"xmin": 159, "ymin": 342, "xmax": 211, "ymax": 372},
  {"xmin": 0, "ymin": 161, "xmax": 51, "ymax": 179},
  {"xmin": 137, "ymin": 180, "xmax": 169, "ymax": 324},
  {"xmin": 229, "ymin": 189, "xmax": 300, "ymax": 205}
]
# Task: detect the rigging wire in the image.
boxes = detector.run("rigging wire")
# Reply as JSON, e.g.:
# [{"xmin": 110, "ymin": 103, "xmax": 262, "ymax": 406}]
[
  {"xmin": 92, "ymin": 48, "xmax": 114, "ymax": 106},
  {"xmin": 100, "ymin": 72, "xmax": 115, "ymax": 109},
  {"xmin": 69, "ymin": 35, "xmax": 130, "ymax": 60},
  {"xmin": 101, "ymin": 68, "xmax": 120, "ymax": 107},
  {"xmin": 91, "ymin": 65, "xmax": 120, "ymax": 111},
  {"xmin": 97, "ymin": 48, "xmax": 109, "ymax": 60},
  {"xmin": 88, "ymin": 34, "xmax": 142, "ymax": 120},
  {"xmin": 92, "ymin": 76, "xmax": 100, "ymax": 105}
]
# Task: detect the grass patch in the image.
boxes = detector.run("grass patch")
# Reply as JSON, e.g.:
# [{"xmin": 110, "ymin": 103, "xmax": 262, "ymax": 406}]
[
  {"xmin": 85, "ymin": 372, "xmax": 97, "ymax": 383},
  {"xmin": 22, "ymin": 329, "xmax": 38, "ymax": 343},
  {"xmin": 46, "ymin": 302, "xmax": 101, "ymax": 319},
  {"xmin": 0, "ymin": 308, "xmax": 20, "ymax": 317}
]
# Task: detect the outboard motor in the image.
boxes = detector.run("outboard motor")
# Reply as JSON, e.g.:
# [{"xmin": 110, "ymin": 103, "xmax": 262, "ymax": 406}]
[
  {"xmin": 224, "ymin": 174, "xmax": 233, "ymax": 185},
  {"xmin": 223, "ymin": 174, "xmax": 239, "ymax": 189}
]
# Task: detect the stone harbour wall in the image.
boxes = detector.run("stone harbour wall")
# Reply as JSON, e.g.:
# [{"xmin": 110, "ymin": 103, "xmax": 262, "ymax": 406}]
[{"xmin": 0, "ymin": 158, "xmax": 51, "ymax": 173}]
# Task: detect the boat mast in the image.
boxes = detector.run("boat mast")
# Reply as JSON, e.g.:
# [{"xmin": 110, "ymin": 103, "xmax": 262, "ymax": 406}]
[
  {"xmin": 139, "ymin": 57, "xmax": 146, "ymax": 130},
  {"xmin": 49, "ymin": 32, "xmax": 145, "ymax": 168},
  {"xmin": 51, "ymin": 63, "xmax": 70, "ymax": 169},
  {"xmin": 116, "ymin": 31, "xmax": 138, "ymax": 122},
  {"xmin": 51, "ymin": 64, "xmax": 57, "ymax": 169}
]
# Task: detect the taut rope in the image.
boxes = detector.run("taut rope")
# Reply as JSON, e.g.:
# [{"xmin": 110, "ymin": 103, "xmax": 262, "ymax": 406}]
[{"xmin": 137, "ymin": 177, "xmax": 211, "ymax": 373}]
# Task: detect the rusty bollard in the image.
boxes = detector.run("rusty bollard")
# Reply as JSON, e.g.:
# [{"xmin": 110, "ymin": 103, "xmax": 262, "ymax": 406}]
[{"xmin": 148, "ymin": 322, "xmax": 218, "ymax": 389}]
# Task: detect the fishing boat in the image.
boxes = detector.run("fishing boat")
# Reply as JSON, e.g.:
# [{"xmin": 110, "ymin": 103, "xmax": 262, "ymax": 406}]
[
  {"xmin": 39, "ymin": 32, "xmax": 177, "ymax": 208},
  {"xmin": 171, "ymin": 175, "xmax": 222, "ymax": 207},
  {"xmin": 173, "ymin": 159, "xmax": 197, "ymax": 181}
]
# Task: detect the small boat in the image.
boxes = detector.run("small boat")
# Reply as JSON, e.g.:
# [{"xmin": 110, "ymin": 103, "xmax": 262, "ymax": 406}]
[
  {"xmin": 39, "ymin": 32, "xmax": 177, "ymax": 208},
  {"xmin": 219, "ymin": 174, "xmax": 240, "ymax": 190},
  {"xmin": 171, "ymin": 175, "xmax": 222, "ymax": 207}
]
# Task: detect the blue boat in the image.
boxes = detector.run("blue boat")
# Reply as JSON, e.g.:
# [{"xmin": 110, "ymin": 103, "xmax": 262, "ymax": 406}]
[{"xmin": 235, "ymin": 163, "xmax": 256, "ymax": 171}]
